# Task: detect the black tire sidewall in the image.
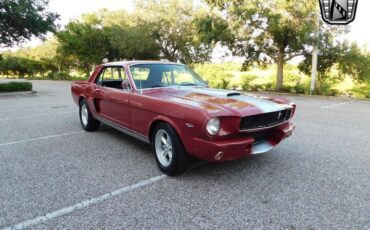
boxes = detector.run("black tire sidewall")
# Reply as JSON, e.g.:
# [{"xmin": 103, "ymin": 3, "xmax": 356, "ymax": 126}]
[
  {"xmin": 79, "ymin": 100, "xmax": 87, "ymax": 130},
  {"xmin": 152, "ymin": 123, "xmax": 190, "ymax": 176},
  {"xmin": 79, "ymin": 99, "xmax": 99, "ymax": 131}
]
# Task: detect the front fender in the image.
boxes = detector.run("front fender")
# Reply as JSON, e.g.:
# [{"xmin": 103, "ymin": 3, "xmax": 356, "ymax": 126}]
[{"xmin": 148, "ymin": 115, "xmax": 204, "ymax": 156}]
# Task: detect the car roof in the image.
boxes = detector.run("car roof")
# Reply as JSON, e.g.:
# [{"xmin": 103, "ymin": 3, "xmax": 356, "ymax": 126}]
[{"xmin": 101, "ymin": 60, "xmax": 185, "ymax": 67}]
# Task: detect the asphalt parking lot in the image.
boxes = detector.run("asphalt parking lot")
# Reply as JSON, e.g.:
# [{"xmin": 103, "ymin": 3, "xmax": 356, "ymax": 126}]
[{"xmin": 1, "ymin": 80, "xmax": 370, "ymax": 229}]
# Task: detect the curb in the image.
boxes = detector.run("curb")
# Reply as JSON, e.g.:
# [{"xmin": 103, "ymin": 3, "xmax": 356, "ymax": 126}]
[{"xmin": 0, "ymin": 90, "xmax": 37, "ymax": 97}]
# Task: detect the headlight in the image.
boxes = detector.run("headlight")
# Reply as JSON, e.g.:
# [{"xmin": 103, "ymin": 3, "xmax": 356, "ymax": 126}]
[{"xmin": 206, "ymin": 118, "xmax": 220, "ymax": 135}]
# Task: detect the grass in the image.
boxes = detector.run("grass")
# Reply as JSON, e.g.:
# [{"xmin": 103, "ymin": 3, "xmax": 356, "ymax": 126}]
[
  {"xmin": 0, "ymin": 72, "xmax": 87, "ymax": 81},
  {"xmin": 1, "ymin": 62, "xmax": 369, "ymax": 98},
  {"xmin": 0, "ymin": 81, "xmax": 33, "ymax": 93},
  {"xmin": 194, "ymin": 62, "xmax": 370, "ymax": 98}
]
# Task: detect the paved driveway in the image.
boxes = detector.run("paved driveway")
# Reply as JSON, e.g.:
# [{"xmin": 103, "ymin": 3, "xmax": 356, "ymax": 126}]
[{"xmin": 1, "ymin": 80, "xmax": 370, "ymax": 229}]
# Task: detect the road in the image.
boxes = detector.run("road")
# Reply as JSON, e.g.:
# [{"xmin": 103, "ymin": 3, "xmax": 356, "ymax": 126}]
[{"xmin": 1, "ymin": 80, "xmax": 370, "ymax": 229}]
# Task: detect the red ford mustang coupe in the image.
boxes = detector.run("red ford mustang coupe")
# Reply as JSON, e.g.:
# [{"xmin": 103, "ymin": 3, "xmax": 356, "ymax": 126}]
[{"xmin": 71, "ymin": 61, "xmax": 296, "ymax": 175}]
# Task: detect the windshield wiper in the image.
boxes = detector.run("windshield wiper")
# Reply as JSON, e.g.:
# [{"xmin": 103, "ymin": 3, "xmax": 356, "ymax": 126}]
[
  {"xmin": 179, "ymin": 82, "xmax": 198, "ymax": 86},
  {"xmin": 150, "ymin": 83, "xmax": 166, "ymax": 88}
]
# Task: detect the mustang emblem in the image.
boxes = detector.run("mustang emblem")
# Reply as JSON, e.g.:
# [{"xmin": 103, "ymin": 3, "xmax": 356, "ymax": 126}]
[{"xmin": 277, "ymin": 111, "xmax": 283, "ymax": 120}]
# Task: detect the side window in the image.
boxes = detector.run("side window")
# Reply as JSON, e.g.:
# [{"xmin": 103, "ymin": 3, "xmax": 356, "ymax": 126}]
[
  {"xmin": 96, "ymin": 67, "xmax": 128, "ymax": 89},
  {"xmin": 102, "ymin": 67, "xmax": 126, "ymax": 81}
]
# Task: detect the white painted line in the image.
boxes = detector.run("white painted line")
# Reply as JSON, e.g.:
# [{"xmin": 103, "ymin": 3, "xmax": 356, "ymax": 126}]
[
  {"xmin": 0, "ymin": 131, "xmax": 85, "ymax": 147},
  {"xmin": 0, "ymin": 111, "xmax": 75, "ymax": 121},
  {"xmin": 321, "ymin": 101, "xmax": 349, "ymax": 109},
  {"xmin": 1, "ymin": 103, "xmax": 64, "ymax": 109},
  {"xmin": 2, "ymin": 175, "xmax": 167, "ymax": 230}
]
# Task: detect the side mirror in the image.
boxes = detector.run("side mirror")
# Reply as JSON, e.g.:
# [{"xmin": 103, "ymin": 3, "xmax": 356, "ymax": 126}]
[{"xmin": 121, "ymin": 80, "xmax": 130, "ymax": 91}]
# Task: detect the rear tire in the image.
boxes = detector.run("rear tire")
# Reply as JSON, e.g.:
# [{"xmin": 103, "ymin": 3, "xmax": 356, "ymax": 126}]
[
  {"xmin": 152, "ymin": 123, "xmax": 191, "ymax": 176},
  {"xmin": 79, "ymin": 99, "xmax": 100, "ymax": 131}
]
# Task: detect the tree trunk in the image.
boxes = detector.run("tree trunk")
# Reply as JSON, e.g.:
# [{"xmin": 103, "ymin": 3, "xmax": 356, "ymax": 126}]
[
  {"xmin": 310, "ymin": 12, "xmax": 320, "ymax": 95},
  {"xmin": 276, "ymin": 52, "xmax": 284, "ymax": 91},
  {"xmin": 310, "ymin": 44, "xmax": 318, "ymax": 94}
]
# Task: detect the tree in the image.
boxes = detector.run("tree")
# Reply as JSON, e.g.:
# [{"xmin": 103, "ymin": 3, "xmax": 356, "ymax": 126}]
[
  {"xmin": 0, "ymin": 56, "xmax": 43, "ymax": 78},
  {"xmin": 56, "ymin": 20, "xmax": 113, "ymax": 76},
  {"xmin": 56, "ymin": 10, "xmax": 162, "ymax": 75},
  {"xmin": 85, "ymin": 9, "xmax": 160, "ymax": 60},
  {"xmin": 0, "ymin": 0, "xmax": 59, "ymax": 47},
  {"xmin": 205, "ymin": 0, "xmax": 317, "ymax": 91},
  {"xmin": 298, "ymin": 33, "xmax": 342, "ymax": 93},
  {"xmin": 299, "ymin": 40, "xmax": 370, "ymax": 93},
  {"xmin": 338, "ymin": 44, "xmax": 370, "ymax": 83},
  {"xmin": 135, "ymin": 0, "xmax": 228, "ymax": 64},
  {"xmin": 105, "ymin": 22, "xmax": 160, "ymax": 61}
]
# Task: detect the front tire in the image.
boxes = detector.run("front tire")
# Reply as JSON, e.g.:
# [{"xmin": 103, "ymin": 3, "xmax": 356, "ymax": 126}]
[
  {"xmin": 152, "ymin": 123, "xmax": 191, "ymax": 176},
  {"xmin": 79, "ymin": 99, "xmax": 100, "ymax": 131}
]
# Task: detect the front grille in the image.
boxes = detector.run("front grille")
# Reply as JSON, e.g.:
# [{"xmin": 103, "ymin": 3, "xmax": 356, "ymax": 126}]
[{"xmin": 240, "ymin": 109, "xmax": 291, "ymax": 131}]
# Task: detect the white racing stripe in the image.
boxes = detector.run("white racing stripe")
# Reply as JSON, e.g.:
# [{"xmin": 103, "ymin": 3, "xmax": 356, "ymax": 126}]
[
  {"xmin": 1, "ymin": 175, "xmax": 167, "ymax": 230},
  {"xmin": 184, "ymin": 87, "xmax": 287, "ymax": 113},
  {"xmin": 233, "ymin": 94, "xmax": 287, "ymax": 113},
  {"xmin": 321, "ymin": 102, "xmax": 349, "ymax": 109},
  {"xmin": 0, "ymin": 111, "xmax": 75, "ymax": 121},
  {"xmin": 0, "ymin": 131, "xmax": 85, "ymax": 147}
]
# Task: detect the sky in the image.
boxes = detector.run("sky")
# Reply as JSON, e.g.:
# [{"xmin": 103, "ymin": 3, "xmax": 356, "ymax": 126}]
[
  {"xmin": 47, "ymin": 0, "xmax": 135, "ymax": 25},
  {"xmin": 344, "ymin": 0, "xmax": 370, "ymax": 50},
  {"xmin": 10, "ymin": 0, "xmax": 370, "ymax": 54}
]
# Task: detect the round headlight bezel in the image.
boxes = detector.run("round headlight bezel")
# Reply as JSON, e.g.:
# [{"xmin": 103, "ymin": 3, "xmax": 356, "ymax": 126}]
[{"xmin": 206, "ymin": 118, "xmax": 221, "ymax": 136}]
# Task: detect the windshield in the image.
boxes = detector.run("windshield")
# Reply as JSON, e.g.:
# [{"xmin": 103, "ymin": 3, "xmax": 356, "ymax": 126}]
[{"xmin": 129, "ymin": 64, "xmax": 207, "ymax": 89}]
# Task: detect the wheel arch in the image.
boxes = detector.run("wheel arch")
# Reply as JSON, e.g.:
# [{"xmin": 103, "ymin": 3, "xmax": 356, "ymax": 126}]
[
  {"xmin": 78, "ymin": 95, "xmax": 86, "ymax": 104},
  {"xmin": 78, "ymin": 95, "xmax": 98, "ymax": 113},
  {"xmin": 148, "ymin": 116, "xmax": 184, "ymax": 144}
]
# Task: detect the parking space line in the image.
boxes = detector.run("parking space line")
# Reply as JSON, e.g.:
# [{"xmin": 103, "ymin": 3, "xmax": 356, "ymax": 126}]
[
  {"xmin": 2, "ymin": 174, "xmax": 167, "ymax": 230},
  {"xmin": 1, "ymin": 103, "xmax": 71, "ymax": 109},
  {"xmin": 0, "ymin": 131, "xmax": 85, "ymax": 147},
  {"xmin": 0, "ymin": 112, "xmax": 75, "ymax": 121},
  {"xmin": 321, "ymin": 102, "xmax": 349, "ymax": 109}
]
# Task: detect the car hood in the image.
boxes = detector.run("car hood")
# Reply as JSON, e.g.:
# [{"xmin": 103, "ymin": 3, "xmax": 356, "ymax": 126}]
[{"xmin": 144, "ymin": 87, "xmax": 292, "ymax": 116}]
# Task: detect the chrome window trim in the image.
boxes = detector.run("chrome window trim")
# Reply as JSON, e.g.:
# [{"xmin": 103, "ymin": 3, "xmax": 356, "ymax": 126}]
[{"xmin": 126, "ymin": 63, "xmax": 207, "ymax": 91}]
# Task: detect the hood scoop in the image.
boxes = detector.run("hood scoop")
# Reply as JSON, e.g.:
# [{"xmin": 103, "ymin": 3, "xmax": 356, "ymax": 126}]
[
  {"xmin": 227, "ymin": 92, "xmax": 241, "ymax": 97},
  {"xmin": 184, "ymin": 87, "xmax": 242, "ymax": 98}
]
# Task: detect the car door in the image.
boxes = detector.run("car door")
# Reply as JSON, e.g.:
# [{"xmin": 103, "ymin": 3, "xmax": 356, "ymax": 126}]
[{"xmin": 94, "ymin": 66, "xmax": 132, "ymax": 128}]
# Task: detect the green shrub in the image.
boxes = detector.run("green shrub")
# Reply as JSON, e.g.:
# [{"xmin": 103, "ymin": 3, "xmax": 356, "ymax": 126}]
[
  {"xmin": 25, "ymin": 73, "xmax": 87, "ymax": 81},
  {"xmin": 351, "ymin": 79, "xmax": 370, "ymax": 98},
  {"xmin": 241, "ymin": 75, "xmax": 257, "ymax": 90},
  {"xmin": 46, "ymin": 72, "xmax": 72, "ymax": 80},
  {"xmin": 221, "ymin": 78, "xmax": 230, "ymax": 89},
  {"xmin": 0, "ymin": 81, "xmax": 32, "ymax": 92},
  {"xmin": 317, "ymin": 81, "xmax": 341, "ymax": 96},
  {"xmin": 281, "ymin": 84, "xmax": 307, "ymax": 94},
  {"xmin": 247, "ymin": 83, "xmax": 274, "ymax": 91}
]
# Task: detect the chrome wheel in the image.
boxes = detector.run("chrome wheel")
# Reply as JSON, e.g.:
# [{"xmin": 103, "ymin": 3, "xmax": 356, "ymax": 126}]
[
  {"xmin": 81, "ymin": 103, "xmax": 88, "ymax": 126},
  {"xmin": 155, "ymin": 129, "xmax": 173, "ymax": 167}
]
